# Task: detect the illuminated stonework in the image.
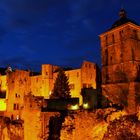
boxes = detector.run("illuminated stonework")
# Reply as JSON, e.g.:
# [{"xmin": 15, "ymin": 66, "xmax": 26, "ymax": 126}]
[
  {"xmin": 0, "ymin": 61, "xmax": 98, "ymax": 118},
  {"xmin": 100, "ymin": 15, "xmax": 140, "ymax": 114}
]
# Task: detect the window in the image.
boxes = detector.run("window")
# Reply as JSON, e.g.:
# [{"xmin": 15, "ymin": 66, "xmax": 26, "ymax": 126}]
[
  {"xmin": 15, "ymin": 93, "xmax": 20, "ymax": 98},
  {"xmin": 89, "ymin": 64, "xmax": 91, "ymax": 68},
  {"xmin": 132, "ymin": 48, "xmax": 134, "ymax": 60},
  {"xmin": 120, "ymin": 53, "xmax": 123, "ymax": 60},
  {"xmin": 36, "ymin": 78, "xmax": 38, "ymax": 82},
  {"xmin": 17, "ymin": 104, "xmax": 19, "ymax": 110},
  {"xmin": 13, "ymin": 104, "xmax": 16, "ymax": 110},
  {"xmin": 110, "ymin": 56, "xmax": 112, "ymax": 64},
  {"xmin": 112, "ymin": 34, "xmax": 115, "ymax": 43},
  {"xmin": 13, "ymin": 103, "xmax": 19, "ymax": 110},
  {"xmin": 77, "ymin": 72, "xmax": 79, "ymax": 77},
  {"xmin": 90, "ymin": 74, "xmax": 92, "ymax": 79},
  {"xmin": 19, "ymin": 79, "xmax": 23, "ymax": 84},
  {"xmin": 105, "ymin": 35, "xmax": 108, "ymax": 46},
  {"xmin": 15, "ymin": 93, "xmax": 18, "ymax": 98},
  {"xmin": 83, "ymin": 84, "xmax": 87, "ymax": 88},
  {"xmin": 134, "ymin": 30, "xmax": 137, "ymax": 39},
  {"xmin": 88, "ymin": 84, "xmax": 92, "ymax": 88},
  {"xmin": 119, "ymin": 30, "xmax": 124, "ymax": 39},
  {"xmin": 105, "ymin": 74, "xmax": 109, "ymax": 81},
  {"xmin": 105, "ymin": 49, "xmax": 108, "ymax": 65}
]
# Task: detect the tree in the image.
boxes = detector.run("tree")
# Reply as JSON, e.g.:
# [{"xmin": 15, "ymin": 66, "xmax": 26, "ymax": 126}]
[{"xmin": 50, "ymin": 68, "xmax": 71, "ymax": 99}]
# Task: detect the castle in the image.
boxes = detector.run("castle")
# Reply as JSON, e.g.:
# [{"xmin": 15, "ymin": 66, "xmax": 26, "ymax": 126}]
[
  {"xmin": 0, "ymin": 8, "xmax": 140, "ymax": 140},
  {"xmin": 0, "ymin": 61, "xmax": 98, "ymax": 119}
]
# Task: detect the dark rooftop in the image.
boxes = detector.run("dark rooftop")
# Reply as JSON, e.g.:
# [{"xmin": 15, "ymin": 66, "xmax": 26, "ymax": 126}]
[{"xmin": 111, "ymin": 9, "xmax": 139, "ymax": 29}]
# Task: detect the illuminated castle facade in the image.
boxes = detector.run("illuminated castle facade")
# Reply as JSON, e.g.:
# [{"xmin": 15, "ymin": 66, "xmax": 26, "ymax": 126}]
[
  {"xmin": 0, "ymin": 61, "xmax": 98, "ymax": 119},
  {"xmin": 100, "ymin": 9, "xmax": 140, "ymax": 113}
]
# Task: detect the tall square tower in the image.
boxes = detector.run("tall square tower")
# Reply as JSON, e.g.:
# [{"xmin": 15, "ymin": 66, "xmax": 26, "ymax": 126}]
[{"xmin": 100, "ymin": 9, "xmax": 140, "ymax": 113}]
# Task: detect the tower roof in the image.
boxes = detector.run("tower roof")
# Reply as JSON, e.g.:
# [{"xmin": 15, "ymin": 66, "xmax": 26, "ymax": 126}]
[{"xmin": 111, "ymin": 9, "xmax": 139, "ymax": 29}]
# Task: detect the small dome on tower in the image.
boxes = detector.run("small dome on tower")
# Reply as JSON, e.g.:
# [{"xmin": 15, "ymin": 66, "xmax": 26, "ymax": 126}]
[
  {"xmin": 119, "ymin": 9, "xmax": 126, "ymax": 18},
  {"xmin": 111, "ymin": 9, "xmax": 139, "ymax": 29}
]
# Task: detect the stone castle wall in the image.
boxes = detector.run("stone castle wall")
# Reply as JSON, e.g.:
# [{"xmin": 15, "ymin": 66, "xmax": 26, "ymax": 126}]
[{"xmin": 0, "ymin": 61, "xmax": 97, "ymax": 114}]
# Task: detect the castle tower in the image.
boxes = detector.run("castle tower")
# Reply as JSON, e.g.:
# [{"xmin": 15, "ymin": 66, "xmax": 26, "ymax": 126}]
[
  {"xmin": 100, "ymin": 9, "xmax": 140, "ymax": 114},
  {"xmin": 41, "ymin": 64, "xmax": 60, "ymax": 98}
]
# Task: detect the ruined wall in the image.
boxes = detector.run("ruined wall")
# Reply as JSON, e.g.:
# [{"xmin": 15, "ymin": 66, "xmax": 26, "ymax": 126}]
[
  {"xmin": 60, "ymin": 111, "xmax": 108, "ymax": 140},
  {"xmin": 60, "ymin": 109, "xmax": 140, "ymax": 140},
  {"xmin": 0, "ymin": 117, "xmax": 24, "ymax": 140},
  {"xmin": 1, "ymin": 107, "xmax": 140, "ymax": 140},
  {"xmin": 23, "ymin": 94, "xmax": 43, "ymax": 140},
  {"xmin": 41, "ymin": 112, "xmax": 60, "ymax": 139}
]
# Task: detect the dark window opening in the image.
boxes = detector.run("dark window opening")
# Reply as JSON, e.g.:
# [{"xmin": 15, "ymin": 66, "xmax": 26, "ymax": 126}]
[
  {"xmin": 83, "ymin": 84, "xmax": 87, "ymax": 88},
  {"xmin": 105, "ymin": 49, "xmax": 108, "ymax": 65},
  {"xmin": 13, "ymin": 103, "xmax": 19, "ymax": 110},
  {"xmin": 77, "ymin": 72, "xmax": 79, "ymax": 77},
  {"xmin": 105, "ymin": 35, "xmax": 108, "ymax": 46},
  {"xmin": 13, "ymin": 104, "xmax": 16, "ymax": 110},
  {"xmin": 89, "ymin": 64, "xmax": 91, "ymax": 68},
  {"xmin": 134, "ymin": 30, "xmax": 137, "ymax": 39},
  {"xmin": 112, "ymin": 34, "xmax": 115, "ymax": 43},
  {"xmin": 0, "ymin": 91, "xmax": 6, "ymax": 98},
  {"xmin": 110, "ymin": 56, "xmax": 112, "ymax": 63}
]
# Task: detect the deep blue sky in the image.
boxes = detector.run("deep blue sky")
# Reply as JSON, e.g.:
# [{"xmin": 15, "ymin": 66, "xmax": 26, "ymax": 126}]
[{"xmin": 0, "ymin": 0, "xmax": 139, "ymax": 71}]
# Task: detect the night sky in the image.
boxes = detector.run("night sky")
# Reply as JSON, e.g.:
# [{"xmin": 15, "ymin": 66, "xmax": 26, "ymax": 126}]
[{"xmin": 0, "ymin": 0, "xmax": 139, "ymax": 71}]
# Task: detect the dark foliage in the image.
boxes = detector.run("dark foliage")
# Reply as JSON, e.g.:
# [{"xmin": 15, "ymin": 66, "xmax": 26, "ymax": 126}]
[
  {"xmin": 50, "ymin": 69, "xmax": 71, "ymax": 99},
  {"xmin": 48, "ymin": 111, "xmax": 67, "ymax": 140}
]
